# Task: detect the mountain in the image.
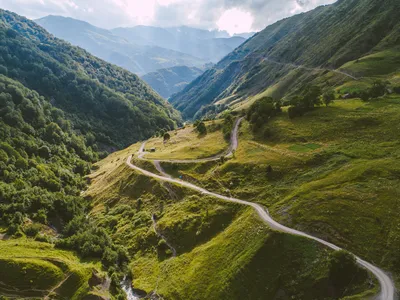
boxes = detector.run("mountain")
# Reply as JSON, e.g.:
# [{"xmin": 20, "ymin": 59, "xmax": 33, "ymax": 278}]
[
  {"xmin": 170, "ymin": 0, "xmax": 400, "ymax": 119},
  {"xmin": 234, "ymin": 32, "xmax": 257, "ymax": 39},
  {"xmin": 35, "ymin": 15, "xmax": 207, "ymax": 75},
  {"xmin": 111, "ymin": 25, "xmax": 247, "ymax": 63},
  {"xmin": 0, "ymin": 9, "xmax": 181, "ymax": 149},
  {"xmin": 141, "ymin": 66, "xmax": 204, "ymax": 99}
]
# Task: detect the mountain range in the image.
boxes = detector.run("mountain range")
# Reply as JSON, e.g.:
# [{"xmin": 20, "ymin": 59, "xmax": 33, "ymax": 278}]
[
  {"xmin": 169, "ymin": 0, "xmax": 400, "ymax": 119},
  {"xmin": 35, "ymin": 16, "xmax": 249, "ymax": 76}
]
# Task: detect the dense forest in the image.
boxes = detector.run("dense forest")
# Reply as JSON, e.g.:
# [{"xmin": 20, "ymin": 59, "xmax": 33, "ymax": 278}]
[{"xmin": 0, "ymin": 9, "xmax": 181, "ymax": 149}]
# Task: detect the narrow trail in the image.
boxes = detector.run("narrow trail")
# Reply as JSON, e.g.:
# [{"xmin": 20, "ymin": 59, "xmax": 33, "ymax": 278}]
[
  {"xmin": 127, "ymin": 118, "xmax": 395, "ymax": 300},
  {"xmin": 243, "ymin": 54, "xmax": 359, "ymax": 81}
]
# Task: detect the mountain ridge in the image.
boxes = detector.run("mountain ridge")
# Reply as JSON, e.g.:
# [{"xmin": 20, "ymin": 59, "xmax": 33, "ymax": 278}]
[{"xmin": 170, "ymin": 0, "xmax": 400, "ymax": 119}]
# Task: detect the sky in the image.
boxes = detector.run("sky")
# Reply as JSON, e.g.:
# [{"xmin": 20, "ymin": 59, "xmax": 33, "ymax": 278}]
[{"xmin": 0, "ymin": 0, "xmax": 337, "ymax": 35}]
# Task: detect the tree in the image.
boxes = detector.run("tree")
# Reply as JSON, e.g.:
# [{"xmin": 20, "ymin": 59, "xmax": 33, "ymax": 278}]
[
  {"xmin": 369, "ymin": 80, "xmax": 387, "ymax": 98},
  {"xmin": 163, "ymin": 132, "xmax": 171, "ymax": 142},
  {"xmin": 322, "ymin": 90, "xmax": 335, "ymax": 107},
  {"xmin": 196, "ymin": 122, "xmax": 207, "ymax": 135}
]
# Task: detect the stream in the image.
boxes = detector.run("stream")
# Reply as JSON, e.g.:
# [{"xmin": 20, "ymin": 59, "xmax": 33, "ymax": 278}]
[{"xmin": 121, "ymin": 276, "xmax": 141, "ymax": 300}]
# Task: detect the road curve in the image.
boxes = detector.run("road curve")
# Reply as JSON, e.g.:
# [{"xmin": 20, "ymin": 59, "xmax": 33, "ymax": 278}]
[
  {"xmin": 139, "ymin": 117, "xmax": 243, "ymax": 163},
  {"xmin": 127, "ymin": 117, "xmax": 394, "ymax": 300},
  {"xmin": 126, "ymin": 155, "xmax": 394, "ymax": 300}
]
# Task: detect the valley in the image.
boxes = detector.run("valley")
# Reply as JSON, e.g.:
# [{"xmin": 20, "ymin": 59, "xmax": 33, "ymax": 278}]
[{"xmin": 1, "ymin": 0, "xmax": 400, "ymax": 299}]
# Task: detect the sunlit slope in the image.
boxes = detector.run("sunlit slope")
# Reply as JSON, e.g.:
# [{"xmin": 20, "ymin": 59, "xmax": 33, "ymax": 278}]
[
  {"xmin": 0, "ymin": 240, "xmax": 107, "ymax": 299},
  {"xmin": 170, "ymin": 0, "xmax": 400, "ymax": 119},
  {"xmin": 85, "ymin": 121, "xmax": 375, "ymax": 299}
]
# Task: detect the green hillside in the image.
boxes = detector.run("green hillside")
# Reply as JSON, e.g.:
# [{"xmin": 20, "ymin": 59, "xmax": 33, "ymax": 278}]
[
  {"xmin": 0, "ymin": 240, "xmax": 108, "ymax": 299},
  {"xmin": 84, "ymin": 143, "xmax": 374, "ymax": 300},
  {"xmin": 0, "ymin": 9, "xmax": 181, "ymax": 149},
  {"xmin": 170, "ymin": 0, "xmax": 400, "ymax": 119},
  {"xmin": 142, "ymin": 66, "xmax": 204, "ymax": 99}
]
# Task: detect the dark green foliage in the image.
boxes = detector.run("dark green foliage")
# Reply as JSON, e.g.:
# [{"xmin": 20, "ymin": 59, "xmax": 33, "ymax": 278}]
[
  {"xmin": 196, "ymin": 122, "xmax": 207, "ymax": 135},
  {"xmin": 0, "ymin": 9, "xmax": 180, "ymax": 149},
  {"xmin": 369, "ymin": 80, "xmax": 388, "ymax": 98},
  {"xmin": 24, "ymin": 223, "xmax": 41, "ymax": 237},
  {"xmin": 246, "ymin": 97, "xmax": 281, "ymax": 131},
  {"xmin": 57, "ymin": 221, "xmax": 129, "ymax": 269},
  {"xmin": 222, "ymin": 114, "xmax": 234, "ymax": 140},
  {"xmin": 163, "ymin": 132, "xmax": 171, "ymax": 142},
  {"xmin": 322, "ymin": 90, "xmax": 335, "ymax": 107},
  {"xmin": 328, "ymin": 250, "xmax": 367, "ymax": 293},
  {"xmin": 288, "ymin": 85, "xmax": 322, "ymax": 119},
  {"xmin": 0, "ymin": 75, "xmax": 104, "ymax": 252}
]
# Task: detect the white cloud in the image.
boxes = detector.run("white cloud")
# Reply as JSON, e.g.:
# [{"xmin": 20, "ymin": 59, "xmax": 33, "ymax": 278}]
[
  {"xmin": 0, "ymin": 0, "xmax": 337, "ymax": 33},
  {"xmin": 217, "ymin": 8, "xmax": 253, "ymax": 35}
]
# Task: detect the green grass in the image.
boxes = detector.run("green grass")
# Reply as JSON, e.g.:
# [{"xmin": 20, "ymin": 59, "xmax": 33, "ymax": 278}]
[
  {"xmin": 0, "ymin": 239, "xmax": 102, "ymax": 299},
  {"xmin": 289, "ymin": 143, "xmax": 322, "ymax": 153},
  {"xmin": 83, "ymin": 96, "xmax": 400, "ymax": 297},
  {"xmin": 163, "ymin": 96, "xmax": 400, "ymax": 287},
  {"xmin": 132, "ymin": 210, "xmax": 375, "ymax": 299},
  {"xmin": 340, "ymin": 48, "xmax": 400, "ymax": 77},
  {"xmin": 143, "ymin": 121, "xmax": 228, "ymax": 160}
]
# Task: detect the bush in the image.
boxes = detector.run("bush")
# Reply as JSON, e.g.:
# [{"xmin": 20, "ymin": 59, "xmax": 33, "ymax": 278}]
[
  {"xmin": 196, "ymin": 122, "xmax": 207, "ymax": 135},
  {"xmin": 288, "ymin": 106, "xmax": 304, "ymax": 119},
  {"xmin": 24, "ymin": 223, "xmax": 41, "ymax": 237}
]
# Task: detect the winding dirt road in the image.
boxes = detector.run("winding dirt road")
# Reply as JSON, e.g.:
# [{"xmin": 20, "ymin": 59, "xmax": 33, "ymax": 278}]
[{"xmin": 127, "ymin": 118, "xmax": 395, "ymax": 300}]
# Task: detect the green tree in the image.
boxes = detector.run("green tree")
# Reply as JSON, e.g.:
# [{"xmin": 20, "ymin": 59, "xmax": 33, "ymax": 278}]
[
  {"xmin": 163, "ymin": 132, "xmax": 171, "ymax": 142},
  {"xmin": 322, "ymin": 90, "xmax": 335, "ymax": 107},
  {"xmin": 196, "ymin": 122, "xmax": 207, "ymax": 135}
]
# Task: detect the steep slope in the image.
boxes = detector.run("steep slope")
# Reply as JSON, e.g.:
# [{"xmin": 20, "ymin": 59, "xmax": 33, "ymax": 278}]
[
  {"xmin": 35, "ymin": 15, "xmax": 207, "ymax": 75},
  {"xmin": 112, "ymin": 25, "xmax": 247, "ymax": 63},
  {"xmin": 0, "ymin": 9, "xmax": 181, "ymax": 149},
  {"xmin": 170, "ymin": 0, "xmax": 400, "ymax": 119},
  {"xmin": 142, "ymin": 66, "xmax": 204, "ymax": 99},
  {"xmin": 84, "ymin": 141, "xmax": 373, "ymax": 299}
]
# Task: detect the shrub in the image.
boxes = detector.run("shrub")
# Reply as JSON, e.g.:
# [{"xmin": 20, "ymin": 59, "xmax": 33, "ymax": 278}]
[
  {"xmin": 322, "ymin": 90, "xmax": 335, "ymax": 107},
  {"xmin": 163, "ymin": 132, "xmax": 171, "ymax": 142},
  {"xmin": 196, "ymin": 122, "xmax": 207, "ymax": 135},
  {"xmin": 24, "ymin": 223, "xmax": 41, "ymax": 237}
]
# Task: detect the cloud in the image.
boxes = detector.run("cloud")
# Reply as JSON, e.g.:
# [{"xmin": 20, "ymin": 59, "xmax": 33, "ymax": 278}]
[{"xmin": 0, "ymin": 0, "xmax": 337, "ymax": 33}]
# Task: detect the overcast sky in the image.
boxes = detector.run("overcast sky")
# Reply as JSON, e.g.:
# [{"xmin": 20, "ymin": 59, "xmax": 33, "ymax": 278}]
[{"xmin": 0, "ymin": 0, "xmax": 336, "ymax": 35}]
